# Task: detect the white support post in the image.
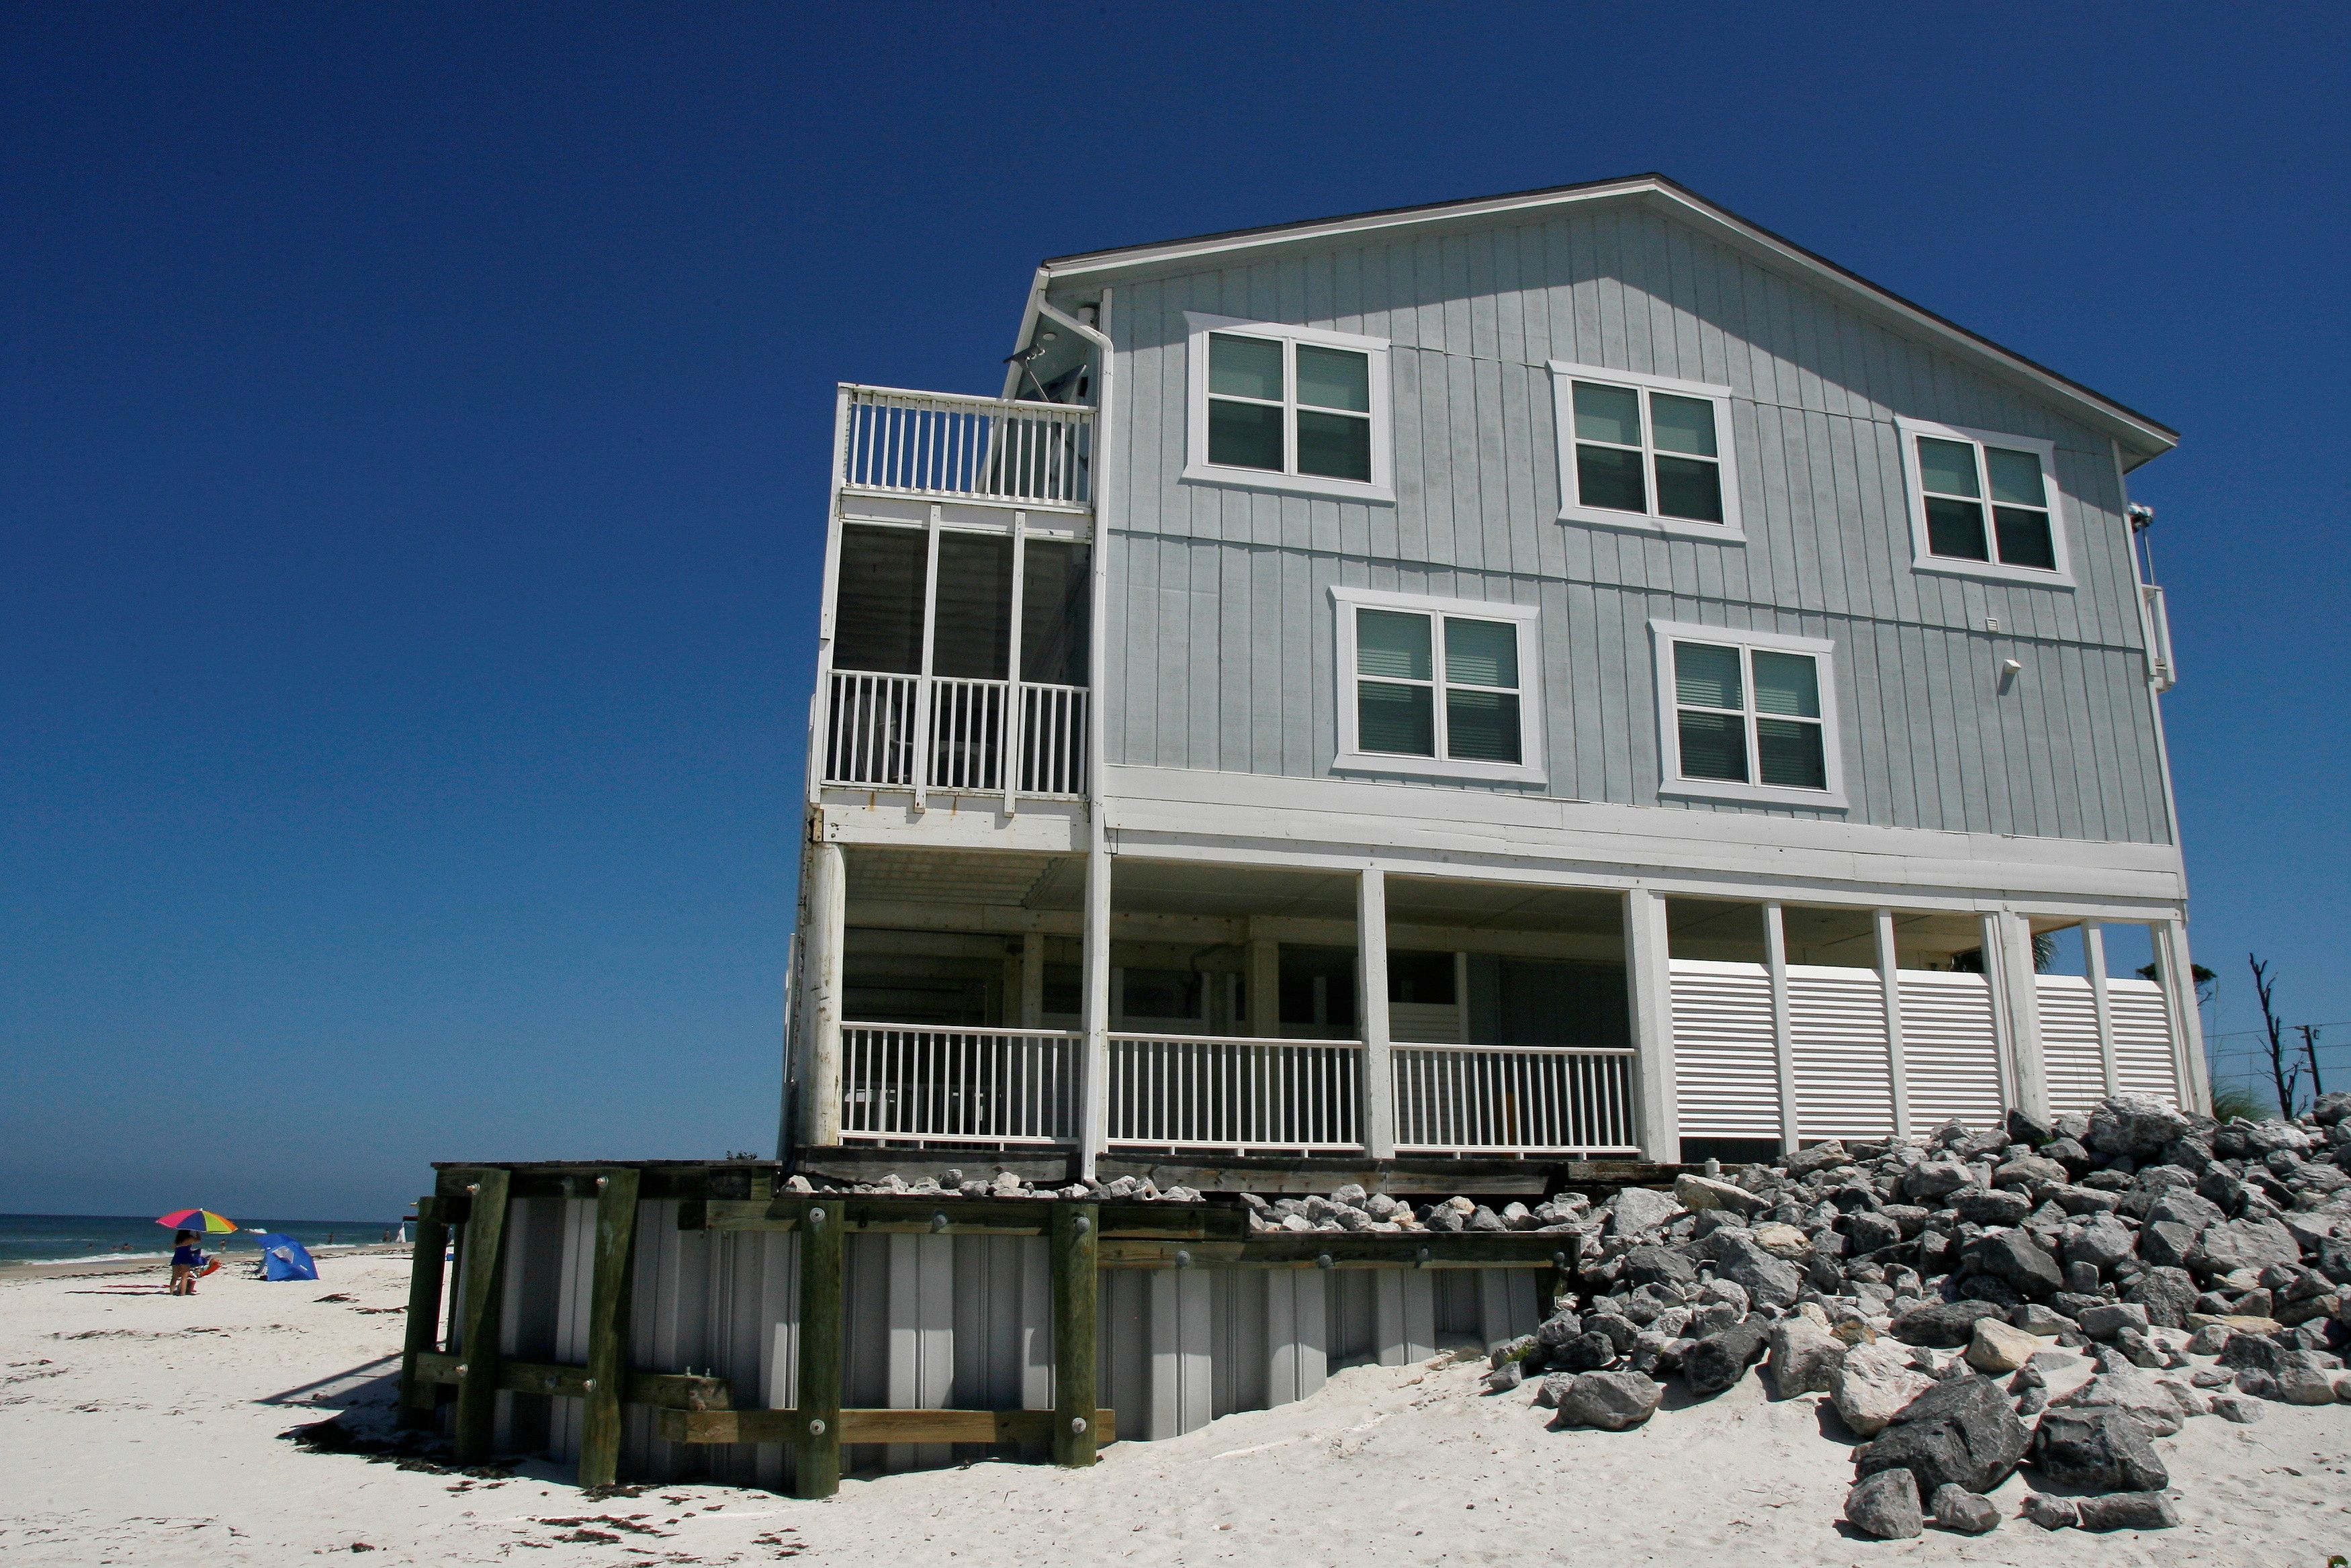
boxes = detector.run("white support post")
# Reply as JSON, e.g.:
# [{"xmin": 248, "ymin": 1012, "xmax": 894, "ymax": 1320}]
[
  {"xmin": 2084, "ymin": 921, "xmax": 2118, "ymax": 1098},
  {"xmin": 802, "ymin": 841, "xmax": 847, "ymax": 1147},
  {"xmin": 1020, "ymin": 930, "xmax": 1045, "ymax": 1029},
  {"xmin": 2154, "ymin": 919, "xmax": 2211, "ymax": 1115},
  {"xmin": 1622, "ymin": 889, "xmax": 1678, "ymax": 1163},
  {"xmin": 1358, "ymin": 867, "xmax": 1395, "ymax": 1160},
  {"xmin": 1004, "ymin": 511, "xmax": 1026, "ymax": 815},
  {"xmin": 1763, "ymin": 902, "xmax": 1798, "ymax": 1153},
  {"xmin": 1247, "ymin": 930, "xmax": 1281, "ymax": 1039},
  {"xmin": 1996, "ymin": 912, "xmax": 2049, "ymax": 1123},
  {"xmin": 1874, "ymin": 910, "xmax": 1910, "ymax": 1141},
  {"xmin": 911, "ymin": 503, "xmax": 942, "ymax": 813},
  {"xmin": 1976, "ymin": 912, "xmax": 2016, "ymax": 1113},
  {"xmin": 1078, "ymin": 844, "xmax": 1111, "ymax": 1177}
]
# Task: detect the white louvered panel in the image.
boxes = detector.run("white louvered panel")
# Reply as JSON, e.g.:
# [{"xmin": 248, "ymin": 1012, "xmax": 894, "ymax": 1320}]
[
  {"xmin": 2107, "ymin": 979, "xmax": 2180, "ymax": 1107},
  {"xmin": 1898, "ymin": 971, "xmax": 2004, "ymax": 1132},
  {"xmin": 1670, "ymin": 960, "xmax": 1780, "ymax": 1139},
  {"xmin": 2036, "ymin": 976, "xmax": 2107, "ymax": 1115},
  {"xmin": 1389, "ymin": 1002, "xmax": 1463, "ymax": 1044},
  {"xmin": 1786, "ymin": 965, "xmax": 1895, "ymax": 1141}
]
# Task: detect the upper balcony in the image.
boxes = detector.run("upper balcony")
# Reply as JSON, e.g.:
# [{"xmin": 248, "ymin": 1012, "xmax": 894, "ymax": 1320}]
[{"xmin": 837, "ymin": 385, "xmax": 1094, "ymax": 516}]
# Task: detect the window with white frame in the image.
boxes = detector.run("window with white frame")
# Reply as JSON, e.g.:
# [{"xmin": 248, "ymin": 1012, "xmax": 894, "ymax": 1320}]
[
  {"xmin": 1549, "ymin": 363, "xmax": 1742, "ymax": 539},
  {"xmin": 1332, "ymin": 587, "xmax": 1542, "ymax": 783},
  {"xmin": 1649, "ymin": 620, "xmax": 1845, "ymax": 807},
  {"xmin": 1185, "ymin": 314, "xmax": 1393, "ymax": 501},
  {"xmin": 1896, "ymin": 417, "xmax": 2072, "ymax": 585}
]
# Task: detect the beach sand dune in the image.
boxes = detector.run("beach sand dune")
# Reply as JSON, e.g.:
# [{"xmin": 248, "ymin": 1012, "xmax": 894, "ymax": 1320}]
[{"xmin": 2, "ymin": 1254, "xmax": 2346, "ymax": 1565}]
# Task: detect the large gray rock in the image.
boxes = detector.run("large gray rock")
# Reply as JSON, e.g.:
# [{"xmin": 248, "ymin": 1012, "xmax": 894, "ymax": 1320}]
[
  {"xmin": 1832, "ymin": 1341, "xmax": 1938, "ymax": 1438},
  {"xmin": 1683, "ymin": 1320, "xmax": 1771, "ymax": 1397},
  {"xmin": 2074, "ymin": 1491, "xmax": 2180, "ymax": 1531},
  {"xmin": 1892, "ymin": 1299, "xmax": 2006, "ymax": 1348},
  {"xmin": 2194, "ymin": 1218, "xmax": 2303, "ymax": 1277},
  {"xmin": 2125, "ymin": 1265, "xmax": 2199, "ymax": 1328},
  {"xmin": 2148, "ymin": 1188, "xmax": 2224, "ymax": 1233},
  {"xmin": 1906, "ymin": 1159, "xmax": 1978, "ymax": 1200},
  {"xmin": 1768, "ymin": 1315, "xmax": 1846, "ymax": 1397},
  {"xmin": 1673, "ymin": 1171, "xmax": 1769, "ymax": 1215},
  {"xmin": 1928, "ymin": 1483, "xmax": 2000, "ymax": 1535},
  {"xmin": 1548, "ymin": 1331, "xmax": 1615, "ymax": 1372},
  {"xmin": 2088, "ymin": 1096, "xmax": 2190, "ymax": 1160},
  {"xmin": 2031, "ymin": 1407, "xmax": 2170, "ymax": 1492},
  {"xmin": 2076, "ymin": 1302, "xmax": 2151, "ymax": 1340},
  {"xmin": 2051, "ymin": 1367, "xmax": 2186, "ymax": 1437},
  {"xmin": 1555, "ymin": 1370, "xmax": 1663, "ymax": 1430},
  {"xmin": 1618, "ymin": 1244, "xmax": 1696, "ymax": 1289},
  {"xmin": 1951, "ymin": 1187, "xmax": 2034, "ymax": 1227},
  {"xmin": 2064, "ymin": 1215, "xmax": 2137, "ymax": 1273},
  {"xmin": 1712, "ymin": 1234, "xmax": 1803, "ymax": 1309},
  {"xmin": 1784, "ymin": 1140, "xmax": 1852, "ymax": 1177},
  {"xmin": 2021, "ymin": 1493, "xmax": 2080, "ymax": 1530},
  {"xmin": 1606, "ymin": 1186, "xmax": 1684, "ymax": 1236},
  {"xmin": 1967, "ymin": 1230, "xmax": 2064, "ymax": 1297},
  {"xmin": 1854, "ymin": 1375, "xmax": 2031, "ymax": 1495},
  {"xmin": 1843, "ymin": 1469, "xmax": 1924, "ymax": 1540},
  {"xmin": 2313, "ymin": 1091, "xmax": 2351, "ymax": 1127}
]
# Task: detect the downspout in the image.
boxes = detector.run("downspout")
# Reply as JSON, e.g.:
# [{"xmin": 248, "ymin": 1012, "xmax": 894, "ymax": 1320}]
[{"xmin": 1033, "ymin": 289, "xmax": 1116, "ymax": 1179}]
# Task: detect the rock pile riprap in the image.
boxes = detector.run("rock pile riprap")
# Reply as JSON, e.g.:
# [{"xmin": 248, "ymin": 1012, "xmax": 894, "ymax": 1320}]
[
  {"xmin": 791, "ymin": 1091, "xmax": 2350, "ymax": 1536},
  {"xmin": 1470, "ymin": 1093, "xmax": 2351, "ymax": 1538}
]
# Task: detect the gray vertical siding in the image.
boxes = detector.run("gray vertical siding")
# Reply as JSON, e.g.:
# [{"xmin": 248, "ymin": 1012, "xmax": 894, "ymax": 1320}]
[{"xmin": 1078, "ymin": 200, "xmax": 2172, "ymax": 845}]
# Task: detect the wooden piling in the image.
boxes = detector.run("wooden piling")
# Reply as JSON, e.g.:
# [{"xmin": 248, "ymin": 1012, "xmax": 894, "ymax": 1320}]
[
  {"xmin": 793, "ymin": 1200, "xmax": 844, "ymax": 1498},
  {"xmin": 1050, "ymin": 1201, "xmax": 1098, "ymax": 1468},
  {"xmin": 449, "ymin": 1168, "xmax": 512, "ymax": 1465},
  {"xmin": 578, "ymin": 1167, "xmax": 641, "ymax": 1489},
  {"xmin": 397, "ymin": 1204, "xmax": 451, "ymax": 1430}
]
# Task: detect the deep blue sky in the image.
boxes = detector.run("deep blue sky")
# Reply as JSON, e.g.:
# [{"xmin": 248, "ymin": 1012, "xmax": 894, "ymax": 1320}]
[{"xmin": 4, "ymin": 7, "xmax": 2345, "ymax": 1219}]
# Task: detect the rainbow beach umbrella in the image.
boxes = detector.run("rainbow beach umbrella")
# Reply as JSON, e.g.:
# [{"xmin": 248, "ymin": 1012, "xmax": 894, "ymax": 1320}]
[{"xmin": 155, "ymin": 1209, "xmax": 238, "ymax": 1235}]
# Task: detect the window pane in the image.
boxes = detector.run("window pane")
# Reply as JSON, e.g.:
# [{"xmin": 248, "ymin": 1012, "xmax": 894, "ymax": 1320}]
[
  {"xmin": 1924, "ymin": 496, "xmax": 1990, "ymax": 560},
  {"xmin": 1576, "ymin": 444, "xmax": 1647, "ymax": 512},
  {"xmin": 1358, "ymin": 681, "xmax": 1435, "ymax": 755},
  {"xmin": 1650, "ymin": 393, "xmax": 1717, "ymax": 457},
  {"xmin": 1984, "ymin": 447, "xmax": 2045, "ymax": 507},
  {"xmin": 1208, "ymin": 398, "xmax": 1284, "ymax": 470},
  {"xmin": 1993, "ymin": 506, "xmax": 2057, "ymax": 570},
  {"xmin": 1446, "ymin": 689, "xmax": 1521, "ymax": 764},
  {"xmin": 1208, "ymin": 333, "xmax": 1283, "ymax": 401},
  {"xmin": 1653, "ymin": 455, "xmax": 1724, "ymax": 522},
  {"xmin": 1916, "ymin": 436, "xmax": 1980, "ymax": 498},
  {"xmin": 1356, "ymin": 609, "xmax": 1431, "ymax": 680},
  {"xmin": 932, "ymin": 533, "xmax": 1014, "ymax": 679},
  {"xmin": 1296, "ymin": 409, "xmax": 1372, "ymax": 481},
  {"xmin": 1751, "ymin": 651, "xmax": 1820, "ymax": 719},
  {"xmin": 1674, "ymin": 641, "xmax": 1742, "ymax": 710},
  {"xmin": 1677, "ymin": 710, "xmax": 1748, "ymax": 782},
  {"xmin": 1444, "ymin": 618, "xmax": 1518, "ymax": 688},
  {"xmin": 1757, "ymin": 717, "xmax": 1828, "ymax": 790},
  {"xmin": 1572, "ymin": 381, "xmax": 1642, "ymax": 446},
  {"xmin": 1295, "ymin": 344, "xmax": 1370, "ymax": 412}
]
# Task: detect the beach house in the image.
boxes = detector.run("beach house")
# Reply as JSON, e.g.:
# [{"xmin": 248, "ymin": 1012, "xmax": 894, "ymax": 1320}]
[{"xmin": 789, "ymin": 173, "xmax": 2204, "ymax": 1185}]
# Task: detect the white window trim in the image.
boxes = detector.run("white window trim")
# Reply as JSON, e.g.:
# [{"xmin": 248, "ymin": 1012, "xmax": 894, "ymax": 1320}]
[
  {"xmin": 1184, "ymin": 312, "xmax": 1395, "ymax": 503},
  {"xmin": 1896, "ymin": 415, "xmax": 2076, "ymax": 588},
  {"xmin": 1648, "ymin": 618, "xmax": 1849, "ymax": 810},
  {"xmin": 1333, "ymin": 585, "xmax": 1544, "ymax": 785},
  {"xmin": 1548, "ymin": 361, "xmax": 1745, "ymax": 543}
]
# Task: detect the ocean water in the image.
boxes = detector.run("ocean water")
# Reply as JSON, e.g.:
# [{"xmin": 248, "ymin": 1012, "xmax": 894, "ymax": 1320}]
[{"xmin": 0, "ymin": 1212, "xmax": 406, "ymax": 1266}]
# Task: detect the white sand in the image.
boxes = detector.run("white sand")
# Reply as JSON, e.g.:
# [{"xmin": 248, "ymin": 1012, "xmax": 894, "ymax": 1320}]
[{"xmin": 3, "ymin": 1253, "xmax": 2347, "ymax": 1566}]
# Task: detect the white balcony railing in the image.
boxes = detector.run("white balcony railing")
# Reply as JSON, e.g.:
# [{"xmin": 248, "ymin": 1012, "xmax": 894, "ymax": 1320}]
[
  {"xmin": 1391, "ymin": 1045, "xmax": 1640, "ymax": 1156},
  {"xmin": 838, "ymin": 1023, "xmax": 1079, "ymax": 1144},
  {"xmin": 824, "ymin": 671, "xmax": 1088, "ymax": 798},
  {"xmin": 840, "ymin": 386, "xmax": 1093, "ymax": 511},
  {"xmin": 1107, "ymin": 1034, "xmax": 1365, "ymax": 1152}
]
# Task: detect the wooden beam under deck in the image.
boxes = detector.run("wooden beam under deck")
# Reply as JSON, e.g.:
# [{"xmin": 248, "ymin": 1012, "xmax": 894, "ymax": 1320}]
[{"xmin": 659, "ymin": 1406, "xmax": 1117, "ymax": 1447}]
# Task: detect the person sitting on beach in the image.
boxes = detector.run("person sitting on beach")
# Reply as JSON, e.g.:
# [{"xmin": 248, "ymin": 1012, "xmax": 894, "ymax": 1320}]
[{"xmin": 169, "ymin": 1231, "xmax": 207, "ymax": 1295}]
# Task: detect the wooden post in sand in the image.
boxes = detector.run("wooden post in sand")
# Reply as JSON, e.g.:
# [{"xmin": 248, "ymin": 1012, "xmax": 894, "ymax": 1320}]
[
  {"xmin": 577, "ymin": 1167, "xmax": 641, "ymax": 1489},
  {"xmin": 793, "ymin": 1200, "xmax": 844, "ymax": 1498},
  {"xmin": 1050, "ymin": 1201, "xmax": 1098, "ymax": 1468},
  {"xmin": 398, "ymin": 1203, "xmax": 452, "ymax": 1430},
  {"xmin": 449, "ymin": 1168, "xmax": 512, "ymax": 1465}
]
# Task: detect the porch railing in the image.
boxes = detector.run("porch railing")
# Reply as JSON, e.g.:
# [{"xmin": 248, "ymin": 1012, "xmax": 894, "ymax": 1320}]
[
  {"xmin": 1107, "ymin": 1034, "xmax": 1365, "ymax": 1152},
  {"xmin": 838, "ymin": 1023, "xmax": 1079, "ymax": 1144},
  {"xmin": 824, "ymin": 670, "xmax": 1088, "ymax": 798},
  {"xmin": 840, "ymin": 385, "xmax": 1093, "ymax": 510},
  {"xmin": 1390, "ymin": 1045, "xmax": 1640, "ymax": 1156}
]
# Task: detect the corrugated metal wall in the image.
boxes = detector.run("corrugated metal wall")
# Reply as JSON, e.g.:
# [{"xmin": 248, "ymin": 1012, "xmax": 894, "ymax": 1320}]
[{"xmin": 1083, "ymin": 201, "xmax": 2171, "ymax": 843}]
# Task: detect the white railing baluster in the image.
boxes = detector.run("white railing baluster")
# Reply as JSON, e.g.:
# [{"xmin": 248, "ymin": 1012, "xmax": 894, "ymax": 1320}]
[
  {"xmin": 1380, "ymin": 1044, "xmax": 1642, "ymax": 1157},
  {"xmin": 836, "ymin": 1023, "xmax": 1080, "ymax": 1145}
]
